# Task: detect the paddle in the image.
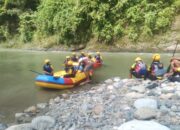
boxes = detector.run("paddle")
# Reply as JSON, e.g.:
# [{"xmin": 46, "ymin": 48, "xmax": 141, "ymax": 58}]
[
  {"xmin": 167, "ymin": 41, "xmax": 179, "ymax": 73},
  {"xmin": 29, "ymin": 70, "xmax": 43, "ymax": 75},
  {"xmin": 146, "ymin": 78, "xmax": 169, "ymax": 89}
]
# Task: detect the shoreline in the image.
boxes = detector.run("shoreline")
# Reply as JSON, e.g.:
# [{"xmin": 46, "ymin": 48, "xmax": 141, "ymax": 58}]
[{"xmin": 2, "ymin": 77, "xmax": 180, "ymax": 130}]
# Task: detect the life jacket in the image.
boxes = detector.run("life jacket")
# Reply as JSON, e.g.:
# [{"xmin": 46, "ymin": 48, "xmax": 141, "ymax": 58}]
[
  {"xmin": 95, "ymin": 55, "xmax": 102, "ymax": 63},
  {"xmin": 43, "ymin": 64, "xmax": 53, "ymax": 73},
  {"xmin": 71, "ymin": 56, "xmax": 78, "ymax": 62},
  {"xmin": 173, "ymin": 67, "xmax": 180, "ymax": 77},
  {"xmin": 151, "ymin": 62, "xmax": 165, "ymax": 76},
  {"xmin": 135, "ymin": 62, "xmax": 147, "ymax": 75}
]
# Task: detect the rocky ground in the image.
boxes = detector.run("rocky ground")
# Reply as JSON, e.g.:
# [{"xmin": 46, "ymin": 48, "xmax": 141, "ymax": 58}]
[{"xmin": 1, "ymin": 77, "xmax": 180, "ymax": 130}]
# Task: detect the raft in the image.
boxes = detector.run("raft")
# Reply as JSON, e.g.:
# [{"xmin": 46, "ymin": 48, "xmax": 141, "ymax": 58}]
[
  {"xmin": 35, "ymin": 71, "xmax": 88, "ymax": 89},
  {"xmin": 93, "ymin": 61, "xmax": 102, "ymax": 69}
]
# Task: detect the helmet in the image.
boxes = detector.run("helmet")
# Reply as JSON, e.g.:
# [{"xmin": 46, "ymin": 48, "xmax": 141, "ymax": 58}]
[
  {"xmin": 66, "ymin": 56, "xmax": 70, "ymax": 59},
  {"xmin": 96, "ymin": 51, "xmax": 100, "ymax": 54},
  {"xmin": 44, "ymin": 59, "xmax": 50, "ymax": 64},
  {"xmin": 177, "ymin": 67, "xmax": 180, "ymax": 72},
  {"xmin": 152, "ymin": 53, "xmax": 160, "ymax": 61},
  {"xmin": 135, "ymin": 57, "xmax": 142, "ymax": 62},
  {"xmin": 81, "ymin": 51, "xmax": 84, "ymax": 54}
]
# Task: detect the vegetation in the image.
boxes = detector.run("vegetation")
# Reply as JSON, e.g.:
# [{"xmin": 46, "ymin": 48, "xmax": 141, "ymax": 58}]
[{"xmin": 0, "ymin": 0, "xmax": 180, "ymax": 47}]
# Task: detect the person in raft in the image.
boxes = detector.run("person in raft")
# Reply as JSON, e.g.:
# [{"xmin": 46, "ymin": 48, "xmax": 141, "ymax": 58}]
[
  {"xmin": 148, "ymin": 53, "xmax": 166, "ymax": 80},
  {"xmin": 129, "ymin": 57, "xmax": 148, "ymax": 79},
  {"xmin": 94, "ymin": 51, "xmax": 103, "ymax": 63},
  {"xmin": 165, "ymin": 57, "xmax": 180, "ymax": 82},
  {"xmin": 71, "ymin": 52, "xmax": 78, "ymax": 62},
  {"xmin": 43, "ymin": 59, "xmax": 54, "ymax": 75}
]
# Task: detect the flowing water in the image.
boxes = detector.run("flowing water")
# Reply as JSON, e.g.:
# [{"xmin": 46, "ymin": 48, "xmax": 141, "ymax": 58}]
[{"xmin": 0, "ymin": 49, "xmax": 178, "ymax": 123}]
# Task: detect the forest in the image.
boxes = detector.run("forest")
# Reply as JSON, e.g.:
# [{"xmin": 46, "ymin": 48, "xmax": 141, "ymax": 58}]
[{"xmin": 0, "ymin": 0, "xmax": 180, "ymax": 47}]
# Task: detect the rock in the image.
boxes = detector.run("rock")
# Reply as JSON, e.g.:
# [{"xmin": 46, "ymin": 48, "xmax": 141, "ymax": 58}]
[
  {"xmin": 160, "ymin": 105, "xmax": 169, "ymax": 114},
  {"xmin": 107, "ymin": 85, "xmax": 114, "ymax": 90},
  {"xmin": 126, "ymin": 92, "xmax": 145, "ymax": 99},
  {"xmin": 24, "ymin": 106, "xmax": 37, "ymax": 114},
  {"xmin": 113, "ymin": 82, "xmax": 123, "ymax": 88},
  {"xmin": 134, "ymin": 107, "xmax": 157, "ymax": 120},
  {"xmin": 6, "ymin": 124, "xmax": 32, "ymax": 130},
  {"xmin": 49, "ymin": 99, "xmax": 55, "ymax": 105},
  {"xmin": 134, "ymin": 98, "xmax": 158, "ymax": 109},
  {"xmin": 61, "ymin": 94, "xmax": 69, "ymax": 99},
  {"xmin": 37, "ymin": 103, "xmax": 47, "ymax": 109},
  {"xmin": 113, "ymin": 77, "xmax": 121, "ymax": 82},
  {"xmin": 0, "ymin": 123, "xmax": 7, "ymax": 130},
  {"xmin": 169, "ymin": 125, "xmax": 180, "ymax": 130},
  {"xmin": 93, "ymin": 104, "xmax": 104, "ymax": 115},
  {"xmin": 161, "ymin": 87, "xmax": 175, "ymax": 94},
  {"xmin": 104, "ymin": 79, "xmax": 113, "ymax": 84},
  {"xmin": 54, "ymin": 96, "xmax": 60, "ymax": 103},
  {"xmin": 131, "ymin": 86, "xmax": 145, "ymax": 93},
  {"xmin": 160, "ymin": 93, "xmax": 174, "ymax": 99},
  {"xmin": 15, "ymin": 113, "xmax": 26, "ymax": 122},
  {"xmin": 115, "ymin": 120, "xmax": 170, "ymax": 130},
  {"xmin": 31, "ymin": 116, "xmax": 55, "ymax": 130}
]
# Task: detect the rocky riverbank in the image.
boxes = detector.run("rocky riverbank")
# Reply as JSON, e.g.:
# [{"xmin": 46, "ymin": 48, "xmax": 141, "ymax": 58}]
[{"xmin": 2, "ymin": 77, "xmax": 180, "ymax": 130}]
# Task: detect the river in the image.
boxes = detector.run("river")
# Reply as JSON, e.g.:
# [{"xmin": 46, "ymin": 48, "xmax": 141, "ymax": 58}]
[{"xmin": 0, "ymin": 49, "xmax": 178, "ymax": 123}]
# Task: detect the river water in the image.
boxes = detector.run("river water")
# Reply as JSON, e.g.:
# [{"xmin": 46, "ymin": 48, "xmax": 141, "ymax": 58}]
[{"xmin": 0, "ymin": 49, "xmax": 178, "ymax": 123}]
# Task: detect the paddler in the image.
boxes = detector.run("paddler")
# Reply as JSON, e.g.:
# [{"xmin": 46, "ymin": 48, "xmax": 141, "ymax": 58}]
[
  {"xmin": 94, "ymin": 51, "xmax": 103, "ymax": 63},
  {"xmin": 71, "ymin": 52, "xmax": 78, "ymax": 62},
  {"xmin": 43, "ymin": 59, "xmax": 54, "ymax": 75}
]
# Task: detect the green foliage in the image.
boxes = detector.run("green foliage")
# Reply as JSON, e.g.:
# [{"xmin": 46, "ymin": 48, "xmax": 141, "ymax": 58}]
[
  {"xmin": 0, "ymin": 0, "xmax": 179, "ymax": 45},
  {"xmin": 19, "ymin": 12, "xmax": 36, "ymax": 42}
]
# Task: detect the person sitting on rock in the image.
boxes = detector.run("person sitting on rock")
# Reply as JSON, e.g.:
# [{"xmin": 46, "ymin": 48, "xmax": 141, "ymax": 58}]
[
  {"xmin": 43, "ymin": 59, "xmax": 54, "ymax": 75},
  {"xmin": 148, "ymin": 53, "xmax": 166, "ymax": 80},
  {"xmin": 165, "ymin": 57, "xmax": 180, "ymax": 82},
  {"xmin": 71, "ymin": 52, "xmax": 78, "ymax": 62},
  {"xmin": 129, "ymin": 57, "xmax": 147, "ymax": 79}
]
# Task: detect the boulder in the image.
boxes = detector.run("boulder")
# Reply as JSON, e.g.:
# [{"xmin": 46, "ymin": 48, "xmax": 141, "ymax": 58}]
[
  {"xmin": 115, "ymin": 120, "xmax": 170, "ymax": 130},
  {"xmin": 134, "ymin": 107, "xmax": 157, "ymax": 120},
  {"xmin": 31, "ymin": 116, "xmax": 55, "ymax": 130},
  {"xmin": 134, "ymin": 98, "xmax": 157, "ymax": 109}
]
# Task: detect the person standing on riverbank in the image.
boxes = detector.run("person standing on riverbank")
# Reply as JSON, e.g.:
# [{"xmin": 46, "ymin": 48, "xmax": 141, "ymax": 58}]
[
  {"xmin": 43, "ymin": 59, "xmax": 54, "ymax": 75},
  {"xmin": 129, "ymin": 57, "xmax": 147, "ymax": 79}
]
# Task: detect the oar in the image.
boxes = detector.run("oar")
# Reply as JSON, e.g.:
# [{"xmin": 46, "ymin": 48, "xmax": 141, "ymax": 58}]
[
  {"xmin": 167, "ymin": 41, "xmax": 179, "ymax": 72},
  {"xmin": 29, "ymin": 70, "xmax": 43, "ymax": 75}
]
